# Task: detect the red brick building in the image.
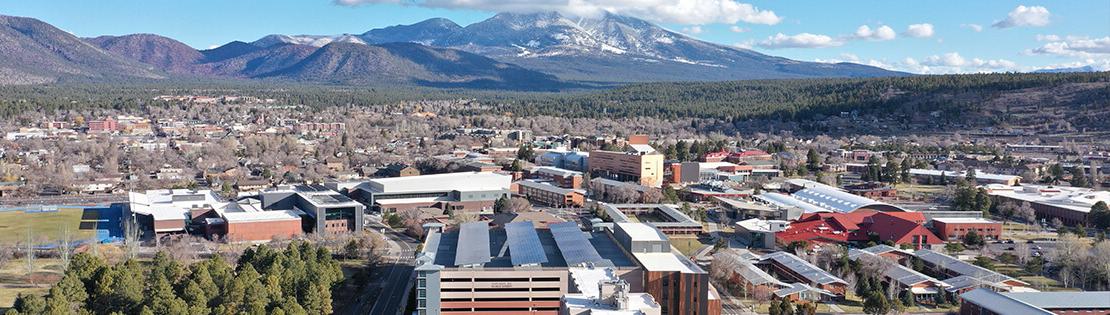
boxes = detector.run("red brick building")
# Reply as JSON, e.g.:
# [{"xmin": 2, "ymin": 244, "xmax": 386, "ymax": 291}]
[
  {"xmin": 930, "ymin": 217, "xmax": 1002, "ymax": 241},
  {"xmin": 776, "ymin": 210, "xmax": 943, "ymax": 249}
]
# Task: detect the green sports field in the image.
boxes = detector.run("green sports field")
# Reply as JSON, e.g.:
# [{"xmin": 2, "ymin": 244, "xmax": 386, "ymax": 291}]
[{"xmin": 0, "ymin": 207, "xmax": 96, "ymax": 244}]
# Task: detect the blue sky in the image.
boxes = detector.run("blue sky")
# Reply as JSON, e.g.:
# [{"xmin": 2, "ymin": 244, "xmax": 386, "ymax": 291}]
[{"xmin": 1, "ymin": 0, "xmax": 1107, "ymax": 73}]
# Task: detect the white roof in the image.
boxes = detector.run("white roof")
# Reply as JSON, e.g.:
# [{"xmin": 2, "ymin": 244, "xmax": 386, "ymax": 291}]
[
  {"xmin": 633, "ymin": 252, "xmax": 702, "ymax": 273},
  {"xmin": 616, "ymin": 222, "xmax": 668, "ymax": 242},
  {"xmin": 129, "ymin": 189, "xmax": 231, "ymax": 223},
  {"xmin": 532, "ymin": 166, "xmax": 582, "ymax": 177},
  {"xmin": 932, "ymin": 217, "xmax": 997, "ymax": 224},
  {"xmin": 735, "ymin": 218, "xmax": 790, "ymax": 233},
  {"xmin": 223, "ymin": 210, "xmax": 301, "ymax": 223},
  {"xmin": 909, "ymin": 169, "xmax": 1020, "ymax": 181},
  {"xmin": 989, "ymin": 184, "xmax": 1110, "ymax": 214},
  {"xmin": 564, "ymin": 267, "xmax": 660, "ymax": 314},
  {"xmin": 362, "ymin": 171, "xmax": 510, "ymax": 194},
  {"xmin": 628, "ymin": 144, "xmax": 657, "ymax": 154},
  {"xmin": 698, "ymin": 161, "xmax": 740, "ymax": 170},
  {"xmin": 790, "ymin": 182, "xmax": 896, "ymax": 213}
]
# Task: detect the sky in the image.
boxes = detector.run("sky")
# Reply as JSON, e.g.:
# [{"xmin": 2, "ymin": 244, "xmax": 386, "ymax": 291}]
[{"xmin": 1, "ymin": 0, "xmax": 1108, "ymax": 74}]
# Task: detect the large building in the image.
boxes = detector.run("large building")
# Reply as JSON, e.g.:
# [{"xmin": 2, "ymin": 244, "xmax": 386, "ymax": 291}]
[
  {"xmin": 775, "ymin": 210, "xmax": 943, "ymax": 249},
  {"xmin": 759, "ymin": 252, "xmax": 848, "ymax": 298},
  {"xmin": 514, "ymin": 179, "xmax": 586, "ymax": 207},
  {"xmin": 414, "ymin": 221, "xmax": 720, "ymax": 315},
  {"xmin": 536, "ymin": 150, "xmax": 590, "ymax": 172},
  {"xmin": 615, "ymin": 223, "xmax": 720, "ymax": 315},
  {"xmin": 959, "ymin": 289, "xmax": 1110, "ymax": 315},
  {"xmin": 127, "ymin": 189, "xmax": 311, "ymax": 242},
  {"xmin": 930, "ymin": 217, "xmax": 1002, "ymax": 241},
  {"xmin": 909, "ymin": 169, "xmax": 1022, "ymax": 186},
  {"xmin": 346, "ymin": 172, "xmax": 511, "ymax": 214},
  {"xmin": 530, "ymin": 166, "xmax": 584, "ymax": 189},
  {"xmin": 603, "ymin": 204, "xmax": 704, "ymax": 236},
  {"xmin": 986, "ymin": 184, "xmax": 1110, "ymax": 226},
  {"xmin": 589, "ymin": 136, "xmax": 665, "ymax": 188},
  {"xmin": 763, "ymin": 179, "xmax": 907, "ymax": 214},
  {"xmin": 258, "ymin": 184, "xmax": 365, "ymax": 234},
  {"xmin": 913, "ymin": 249, "xmax": 1032, "ymax": 294}
]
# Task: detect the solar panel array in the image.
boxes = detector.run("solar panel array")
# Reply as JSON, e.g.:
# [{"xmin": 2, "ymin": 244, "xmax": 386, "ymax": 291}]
[
  {"xmin": 549, "ymin": 222, "xmax": 605, "ymax": 267},
  {"xmin": 455, "ymin": 222, "xmax": 491, "ymax": 266},
  {"xmin": 505, "ymin": 221, "xmax": 548, "ymax": 266}
]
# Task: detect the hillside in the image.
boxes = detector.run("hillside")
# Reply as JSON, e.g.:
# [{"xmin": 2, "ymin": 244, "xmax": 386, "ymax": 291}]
[
  {"xmin": 0, "ymin": 15, "xmax": 164, "ymax": 85},
  {"xmin": 87, "ymin": 34, "xmax": 204, "ymax": 74}
]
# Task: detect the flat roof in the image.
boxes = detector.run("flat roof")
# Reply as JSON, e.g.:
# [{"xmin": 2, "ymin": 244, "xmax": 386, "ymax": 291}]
[
  {"xmin": 223, "ymin": 210, "xmax": 301, "ymax": 223},
  {"xmin": 1001, "ymin": 291, "xmax": 1110, "ymax": 309},
  {"xmin": 633, "ymin": 252, "xmax": 703, "ymax": 273},
  {"xmin": 517, "ymin": 179, "xmax": 578, "ymax": 195},
  {"xmin": 129, "ymin": 189, "xmax": 230, "ymax": 222},
  {"xmin": 932, "ymin": 217, "xmax": 998, "ymax": 224},
  {"xmin": 430, "ymin": 222, "xmax": 636, "ymax": 268},
  {"xmin": 616, "ymin": 222, "xmax": 669, "ymax": 242},
  {"xmin": 361, "ymin": 171, "xmax": 510, "ymax": 194},
  {"xmin": 989, "ymin": 185, "xmax": 1110, "ymax": 214}
]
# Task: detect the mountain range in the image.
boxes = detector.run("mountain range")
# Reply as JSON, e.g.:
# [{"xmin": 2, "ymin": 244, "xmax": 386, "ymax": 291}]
[{"xmin": 0, "ymin": 12, "xmax": 905, "ymax": 89}]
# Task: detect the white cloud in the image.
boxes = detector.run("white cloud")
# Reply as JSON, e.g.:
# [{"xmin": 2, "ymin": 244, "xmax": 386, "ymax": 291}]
[
  {"xmin": 729, "ymin": 26, "xmax": 747, "ymax": 33},
  {"xmin": 757, "ymin": 33, "xmax": 842, "ymax": 49},
  {"xmin": 961, "ymin": 23, "xmax": 983, "ymax": 32},
  {"xmin": 682, "ymin": 26, "xmax": 704, "ymax": 34},
  {"xmin": 853, "ymin": 24, "xmax": 896, "ymax": 41},
  {"xmin": 207, "ymin": 44, "xmax": 220, "ymax": 49},
  {"xmin": 923, "ymin": 52, "xmax": 967, "ymax": 67},
  {"xmin": 993, "ymin": 5, "xmax": 1051, "ymax": 28},
  {"xmin": 335, "ymin": 0, "xmax": 782, "ymax": 25},
  {"xmin": 815, "ymin": 52, "xmax": 1022, "ymax": 74},
  {"xmin": 1027, "ymin": 36, "xmax": 1110, "ymax": 58},
  {"xmin": 733, "ymin": 40, "xmax": 754, "ymax": 49},
  {"xmin": 905, "ymin": 23, "xmax": 934, "ymax": 38}
]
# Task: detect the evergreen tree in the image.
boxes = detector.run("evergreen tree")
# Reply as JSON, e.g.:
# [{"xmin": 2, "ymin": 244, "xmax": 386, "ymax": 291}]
[
  {"xmin": 12, "ymin": 293, "xmax": 46, "ymax": 314},
  {"xmin": 1070, "ymin": 167, "xmax": 1090, "ymax": 188},
  {"xmin": 806, "ymin": 148, "xmax": 821, "ymax": 171},
  {"xmin": 935, "ymin": 291, "xmax": 948, "ymax": 305},
  {"xmin": 975, "ymin": 188, "xmax": 992, "ymax": 216},
  {"xmin": 863, "ymin": 291, "xmax": 891, "ymax": 315},
  {"xmin": 1090, "ymin": 201, "xmax": 1110, "ymax": 231},
  {"xmin": 900, "ymin": 158, "xmax": 912, "ymax": 183}
]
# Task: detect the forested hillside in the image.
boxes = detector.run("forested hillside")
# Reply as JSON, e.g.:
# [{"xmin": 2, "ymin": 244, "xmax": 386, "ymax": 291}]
[{"xmin": 1, "ymin": 72, "xmax": 1107, "ymax": 132}]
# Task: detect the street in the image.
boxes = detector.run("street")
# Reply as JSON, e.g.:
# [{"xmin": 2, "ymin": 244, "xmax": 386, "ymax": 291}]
[{"xmin": 347, "ymin": 219, "xmax": 419, "ymax": 315}]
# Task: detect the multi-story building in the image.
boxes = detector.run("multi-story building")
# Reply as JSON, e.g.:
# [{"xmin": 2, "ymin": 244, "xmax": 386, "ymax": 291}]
[
  {"xmin": 127, "ymin": 189, "xmax": 306, "ymax": 242},
  {"xmin": 930, "ymin": 217, "xmax": 1002, "ymax": 241},
  {"xmin": 536, "ymin": 150, "xmax": 590, "ymax": 172},
  {"xmin": 414, "ymin": 221, "xmax": 720, "ymax": 315},
  {"xmin": 259, "ymin": 184, "xmax": 365, "ymax": 234},
  {"xmin": 344, "ymin": 171, "xmax": 511, "ymax": 214},
  {"xmin": 514, "ymin": 179, "xmax": 585, "ymax": 207},
  {"xmin": 985, "ymin": 184, "xmax": 1110, "ymax": 226},
  {"xmin": 908, "ymin": 169, "xmax": 1022, "ymax": 186},
  {"xmin": 589, "ymin": 136, "xmax": 665, "ymax": 188},
  {"xmin": 530, "ymin": 166, "xmax": 584, "ymax": 189},
  {"xmin": 604, "ymin": 204, "xmax": 703, "ymax": 236},
  {"xmin": 87, "ymin": 118, "xmax": 118, "ymax": 133}
]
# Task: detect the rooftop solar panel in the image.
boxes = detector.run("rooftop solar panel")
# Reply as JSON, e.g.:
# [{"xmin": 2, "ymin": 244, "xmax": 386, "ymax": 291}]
[
  {"xmin": 505, "ymin": 221, "xmax": 548, "ymax": 266},
  {"xmin": 455, "ymin": 222, "xmax": 491, "ymax": 266},
  {"xmin": 550, "ymin": 222, "xmax": 605, "ymax": 267}
]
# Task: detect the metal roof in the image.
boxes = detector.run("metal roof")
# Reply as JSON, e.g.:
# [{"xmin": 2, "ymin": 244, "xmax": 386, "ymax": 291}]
[
  {"xmin": 914, "ymin": 249, "xmax": 1018, "ymax": 284},
  {"xmin": 960, "ymin": 289, "xmax": 1052, "ymax": 315},
  {"xmin": 791, "ymin": 184, "xmax": 891, "ymax": 213},
  {"xmin": 1001, "ymin": 291, "xmax": 1110, "ymax": 309},
  {"xmin": 736, "ymin": 262, "xmax": 787, "ymax": 287},
  {"xmin": 455, "ymin": 222, "xmax": 491, "ymax": 266},
  {"xmin": 549, "ymin": 222, "xmax": 607, "ymax": 267},
  {"xmin": 762, "ymin": 252, "xmax": 847, "ymax": 285},
  {"xmin": 505, "ymin": 221, "xmax": 548, "ymax": 266}
]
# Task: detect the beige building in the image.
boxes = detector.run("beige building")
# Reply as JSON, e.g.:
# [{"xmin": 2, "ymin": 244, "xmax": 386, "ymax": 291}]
[{"xmin": 589, "ymin": 136, "xmax": 665, "ymax": 187}]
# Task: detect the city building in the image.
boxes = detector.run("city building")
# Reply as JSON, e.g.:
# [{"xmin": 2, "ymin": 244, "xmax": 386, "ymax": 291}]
[
  {"xmin": 127, "ymin": 189, "xmax": 307, "ymax": 242},
  {"xmin": 414, "ymin": 221, "xmax": 720, "ymax": 315},
  {"xmin": 775, "ymin": 210, "xmax": 943, "ymax": 249},
  {"xmin": 346, "ymin": 171, "xmax": 511, "ymax": 214},
  {"xmin": 530, "ymin": 166, "xmax": 584, "ymax": 189},
  {"xmin": 259, "ymin": 184, "xmax": 365, "ymax": 234},
  {"xmin": 766, "ymin": 179, "xmax": 907, "ymax": 213},
  {"xmin": 536, "ymin": 150, "xmax": 590, "ymax": 172},
  {"xmin": 909, "ymin": 169, "xmax": 1022, "ymax": 186},
  {"xmin": 913, "ymin": 249, "xmax": 1032, "ymax": 294},
  {"xmin": 589, "ymin": 136, "xmax": 665, "ymax": 188},
  {"xmin": 959, "ymin": 289, "xmax": 1110, "ymax": 315},
  {"xmin": 615, "ymin": 223, "xmax": 720, "ymax": 315},
  {"xmin": 758, "ymin": 252, "xmax": 848, "ymax": 298},
  {"xmin": 734, "ymin": 218, "xmax": 790, "ymax": 249},
  {"xmin": 849, "ymin": 249, "xmax": 949, "ymax": 302},
  {"xmin": 603, "ymin": 204, "xmax": 703, "ymax": 236},
  {"xmin": 986, "ymin": 184, "xmax": 1110, "ymax": 226},
  {"xmin": 514, "ymin": 179, "xmax": 586, "ymax": 208},
  {"xmin": 561, "ymin": 268, "xmax": 661, "ymax": 315},
  {"xmin": 930, "ymin": 217, "xmax": 1002, "ymax": 241},
  {"xmin": 380, "ymin": 163, "xmax": 421, "ymax": 177}
]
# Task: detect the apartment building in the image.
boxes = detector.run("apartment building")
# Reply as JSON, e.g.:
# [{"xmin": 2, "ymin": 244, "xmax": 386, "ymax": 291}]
[
  {"xmin": 589, "ymin": 136, "xmax": 665, "ymax": 188},
  {"xmin": 514, "ymin": 179, "xmax": 585, "ymax": 207}
]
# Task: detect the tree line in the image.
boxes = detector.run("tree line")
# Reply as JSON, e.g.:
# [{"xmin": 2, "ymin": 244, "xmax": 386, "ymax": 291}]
[{"xmin": 6, "ymin": 241, "xmax": 342, "ymax": 315}]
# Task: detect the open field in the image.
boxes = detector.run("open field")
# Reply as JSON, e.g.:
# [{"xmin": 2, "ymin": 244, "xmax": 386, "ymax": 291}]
[
  {"xmin": 0, "ymin": 258, "xmax": 66, "ymax": 308},
  {"xmin": 0, "ymin": 208, "xmax": 95, "ymax": 244}
]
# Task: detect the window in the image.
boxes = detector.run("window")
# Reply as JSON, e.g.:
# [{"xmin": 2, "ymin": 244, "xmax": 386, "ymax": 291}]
[{"xmin": 418, "ymin": 289, "xmax": 426, "ymax": 298}]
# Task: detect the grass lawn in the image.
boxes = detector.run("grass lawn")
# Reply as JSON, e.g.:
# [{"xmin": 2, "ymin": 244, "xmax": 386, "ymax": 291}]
[
  {"xmin": 0, "ymin": 258, "xmax": 67, "ymax": 308},
  {"xmin": 669, "ymin": 237, "xmax": 706, "ymax": 257},
  {"xmin": 0, "ymin": 207, "xmax": 96, "ymax": 244}
]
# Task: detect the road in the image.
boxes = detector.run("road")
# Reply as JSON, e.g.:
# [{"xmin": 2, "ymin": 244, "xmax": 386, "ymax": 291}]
[{"xmin": 353, "ymin": 219, "xmax": 419, "ymax": 315}]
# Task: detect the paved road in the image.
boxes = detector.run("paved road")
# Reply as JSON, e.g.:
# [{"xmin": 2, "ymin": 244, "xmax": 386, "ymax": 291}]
[{"xmin": 361, "ymin": 220, "xmax": 419, "ymax": 315}]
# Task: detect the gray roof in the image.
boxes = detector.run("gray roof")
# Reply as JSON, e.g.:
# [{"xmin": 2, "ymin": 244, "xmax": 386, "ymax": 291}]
[
  {"xmin": 455, "ymin": 222, "xmax": 492, "ymax": 266},
  {"xmin": 762, "ymin": 252, "xmax": 847, "ymax": 286},
  {"xmin": 960, "ymin": 289, "xmax": 1052, "ymax": 315},
  {"xmin": 428, "ymin": 221, "xmax": 635, "ymax": 269},
  {"xmin": 736, "ymin": 262, "xmax": 787, "ymax": 287},
  {"xmin": 1001, "ymin": 291, "xmax": 1110, "ymax": 309},
  {"xmin": 847, "ymin": 245, "xmax": 905, "ymax": 260},
  {"xmin": 773, "ymin": 283, "xmax": 835, "ymax": 298},
  {"xmin": 505, "ymin": 221, "xmax": 548, "ymax": 266},
  {"xmin": 914, "ymin": 249, "xmax": 1022, "ymax": 285},
  {"xmin": 549, "ymin": 222, "xmax": 608, "ymax": 267}
]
